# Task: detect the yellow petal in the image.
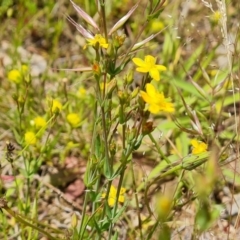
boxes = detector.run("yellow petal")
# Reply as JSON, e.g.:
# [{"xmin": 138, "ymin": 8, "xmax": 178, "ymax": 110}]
[
  {"xmin": 108, "ymin": 197, "xmax": 115, "ymax": 207},
  {"xmin": 198, "ymin": 142, "xmax": 207, "ymax": 152},
  {"xmin": 132, "ymin": 58, "xmax": 146, "ymax": 67},
  {"xmin": 120, "ymin": 188, "xmax": 126, "ymax": 194},
  {"xmin": 118, "ymin": 195, "xmax": 125, "ymax": 203},
  {"xmin": 190, "ymin": 139, "xmax": 198, "ymax": 147},
  {"xmin": 25, "ymin": 131, "xmax": 37, "ymax": 145},
  {"xmin": 102, "ymin": 193, "xmax": 106, "ymax": 198},
  {"xmin": 110, "ymin": 185, "xmax": 117, "ymax": 195},
  {"xmin": 191, "ymin": 139, "xmax": 208, "ymax": 155},
  {"xmin": 150, "ymin": 68, "xmax": 160, "ymax": 81},
  {"xmin": 156, "ymin": 65, "xmax": 167, "ymax": 71},
  {"xmin": 145, "ymin": 55, "xmax": 156, "ymax": 64},
  {"xmin": 136, "ymin": 67, "xmax": 149, "ymax": 73},
  {"xmin": 101, "ymin": 43, "xmax": 109, "ymax": 48},
  {"xmin": 140, "ymin": 91, "xmax": 152, "ymax": 104},
  {"xmin": 148, "ymin": 104, "xmax": 161, "ymax": 114},
  {"xmin": 146, "ymin": 84, "xmax": 157, "ymax": 98},
  {"xmin": 162, "ymin": 102, "xmax": 175, "ymax": 112},
  {"xmin": 8, "ymin": 70, "xmax": 21, "ymax": 84}
]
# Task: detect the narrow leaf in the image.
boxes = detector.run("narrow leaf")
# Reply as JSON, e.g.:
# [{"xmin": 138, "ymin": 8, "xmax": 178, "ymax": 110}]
[{"xmin": 108, "ymin": 1, "xmax": 139, "ymax": 35}]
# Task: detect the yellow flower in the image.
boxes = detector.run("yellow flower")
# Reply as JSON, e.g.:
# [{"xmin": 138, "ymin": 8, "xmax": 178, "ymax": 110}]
[
  {"xmin": 67, "ymin": 113, "xmax": 81, "ymax": 127},
  {"xmin": 102, "ymin": 185, "xmax": 126, "ymax": 207},
  {"xmin": 86, "ymin": 34, "xmax": 108, "ymax": 49},
  {"xmin": 8, "ymin": 69, "xmax": 21, "ymax": 84},
  {"xmin": 21, "ymin": 65, "xmax": 29, "ymax": 75},
  {"xmin": 156, "ymin": 193, "xmax": 172, "ymax": 221},
  {"xmin": 132, "ymin": 55, "xmax": 166, "ymax": 81},
  {"xmin": 191, "ymin": 139, "xmax": 208, "ymax": 154},
  {"xmin": 24, "ymin": 131, "xmax": 36, "ymax": 145},
  {"xmin": 149, "ymin": 19, "xmax": 164, "ymax": 33},
  {"xmin": 140, "ymin": 83, "xmax": 174, "ymax": 114},
  {"xmin": 7, "ymin": 65, "xmax": 29, "ymax": 84},
  {"xmin": 51, "ymin": 99, "xmax": 62, "ymax": 113},
  {"xmin": 33, "ymin": 116, "xmax": 47, "ymax": 129},
  {"xmin": 78, "ymin": 87, "xmax": 86, "ymax": 98},
  {"xmin": 211, "ymin": 11, "xmax": 222, "ymax": 23}
]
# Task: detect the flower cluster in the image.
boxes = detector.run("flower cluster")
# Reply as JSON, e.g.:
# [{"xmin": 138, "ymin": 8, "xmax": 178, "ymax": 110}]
[{"xmin": 131, "ymin": 54, "xmax": 174, "ymax": 115}]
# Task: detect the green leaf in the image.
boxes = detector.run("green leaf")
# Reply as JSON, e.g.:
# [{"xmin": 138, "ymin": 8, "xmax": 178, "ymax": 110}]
[
  {"xmin": 112, "ymin": 203, "xmax": 128, "ymax": 223},
  {"xmin": 176, "ymin": 132, "xmax": 189, "ymax": 156},
  {"xmin": 195, "ymin": 203, "xmax": 211, "ymax": 231},
  {"xmin": 173, "ymin": 77, "xmax": 207, "ymax": 99},
  {"xmin": 223, "ymin": 169, "xmax": 240, "ymax": 186},
  {"xmin": 180, "ymin": 44, "xmax": 204, "ymax": 78}
]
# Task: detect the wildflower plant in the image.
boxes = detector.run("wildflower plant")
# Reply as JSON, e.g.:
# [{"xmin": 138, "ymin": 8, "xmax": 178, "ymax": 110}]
[{"xmin": 65, "ymin": 0, "xmax": 179, "ymax": 239}]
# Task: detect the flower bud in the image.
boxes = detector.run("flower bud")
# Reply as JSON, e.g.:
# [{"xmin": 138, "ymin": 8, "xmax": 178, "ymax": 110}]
[
  {"xmin": 142, "ymin": 121, "xmax": 154, "ymax": 135},
  {"xmin": 126, "ymin": 71, "xmax": 134, "ymax": 84},
  {"xmin": 92, "ymin": 62, "xmax": 101, "ymax": 75},
  {"xmin": 71, "ymin": 212, "xmax": 78, "ymax": 228},
  {"xmin": 113, "ymin": 34, "xmax": 126, "ymax": 48},
  {"xmin": 118, "ymin": 91, "xmax": 129, "ymax": 104},
  {"xmin": 156, "ymin": 193, "xmax": 172, "ymax": 221},
  {"xmin": 131, "ymin": 87, "xmax": 139, "ymax": 99}
]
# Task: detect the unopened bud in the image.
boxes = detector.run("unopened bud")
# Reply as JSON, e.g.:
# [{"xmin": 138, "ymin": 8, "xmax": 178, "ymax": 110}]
[
  {"xmin": 156, "ymin": 194, "xmax": 172, "ymax": 221},
  {"xmin": 109, "ymin": 142, "xmax": 117, "ymax": 156},
  {"xmin": 142, "ymin": 121, "xmax": 154, "ymax": 135},
  {"xmin": 71, "ymin": 212, "xmax": 78, "ymax": 228},
  {"xmin": 118, "ymin": 91, "xmax": 129, "ymax": 104},
  {"xmin": 114, "ymin": 34, "xmax": 126, "ymax": 48},
  {"xmin": 131, "ymin": 87, "xmax": 139, "ymax": 99},
  {"xmin": 126, "ymin": 71, "xmax": 134, "ymax": 84},
  {"xmin": 92, "ymin": 62, "xmax": 101, "ymax": 75}
]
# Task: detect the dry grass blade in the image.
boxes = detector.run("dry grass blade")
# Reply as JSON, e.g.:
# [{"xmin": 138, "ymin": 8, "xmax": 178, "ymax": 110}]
[{"xmin": 70, "ymin": 0, "xmax": 99, "ymax": 31}]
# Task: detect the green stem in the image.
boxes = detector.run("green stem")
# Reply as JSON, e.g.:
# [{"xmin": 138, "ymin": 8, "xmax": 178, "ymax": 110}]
[
  {"xmin": 78, "ymin": 191, "xmax": 89, "ymax": 239},
  {"xmin": 130, "ymin": 160, "xmax": 143, "ymax": 239},
  {"xmin": 148, "ymin": 133, "xmax": 171, "ymax": 164},
  {"xmin": 3, "ymin": 207, "xmax": 58, "ymax": 240},
  {"xmin": 109, "ymin": 137, "xmax": 139, "ymax": 237},
  {"xmin": 100, "ymin": 0, "xmax": 108, "ymax": 42},
  {"xmin": 101, "ymin": 105, "xmax": 112, "ymax": 174},
  {"xmin": 120, "ymin": 21, "xmax": 148, "ymax": 66},
  {"xmin": 108, "ymin": 169, "xmax": 125, "ymax": 240}
]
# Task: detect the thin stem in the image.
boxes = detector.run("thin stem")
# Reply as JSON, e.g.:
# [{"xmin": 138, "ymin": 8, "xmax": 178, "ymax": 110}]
[
  {"xmin": 148, "ymin": 133, "xmax": 171, "ymax": 164},
  {"xmin": 120, "ymin": 21, "xmax": 148, "ymax": 66},
  {"xmin": 122, "ymin": 114, "xmax": 126, "ymax": 150},
  {"xmin": 3, "ymin": 206, "xmax": 58, "ymax": 240},
  {"xmin": 96, "ymin": 74, "xmax": 112, "ymax": 175},
  {"xmin": 79, "ymin": 101, "xmax": 98, "ymax": 238},
  {"xmin": 100, "ymin": 0, "xmax": 108, "ymax": 42},
  {"xmin": 109, "ymin": 133, "xmax": 141, "ymax": 236},
  {"xmin": 101, "ymin": 105, "xmax": 112, "ymax": 174},
  {"xmin": 130, "ymin": 160, "xmax": 143, "ymax": 239},
  {"xmin": 78, "ymin": 191, "xmax": 89, "ymax": 239},
  {"xmin": 108, "ymin": 160, "xmax": 127, "ymax": 238}
]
